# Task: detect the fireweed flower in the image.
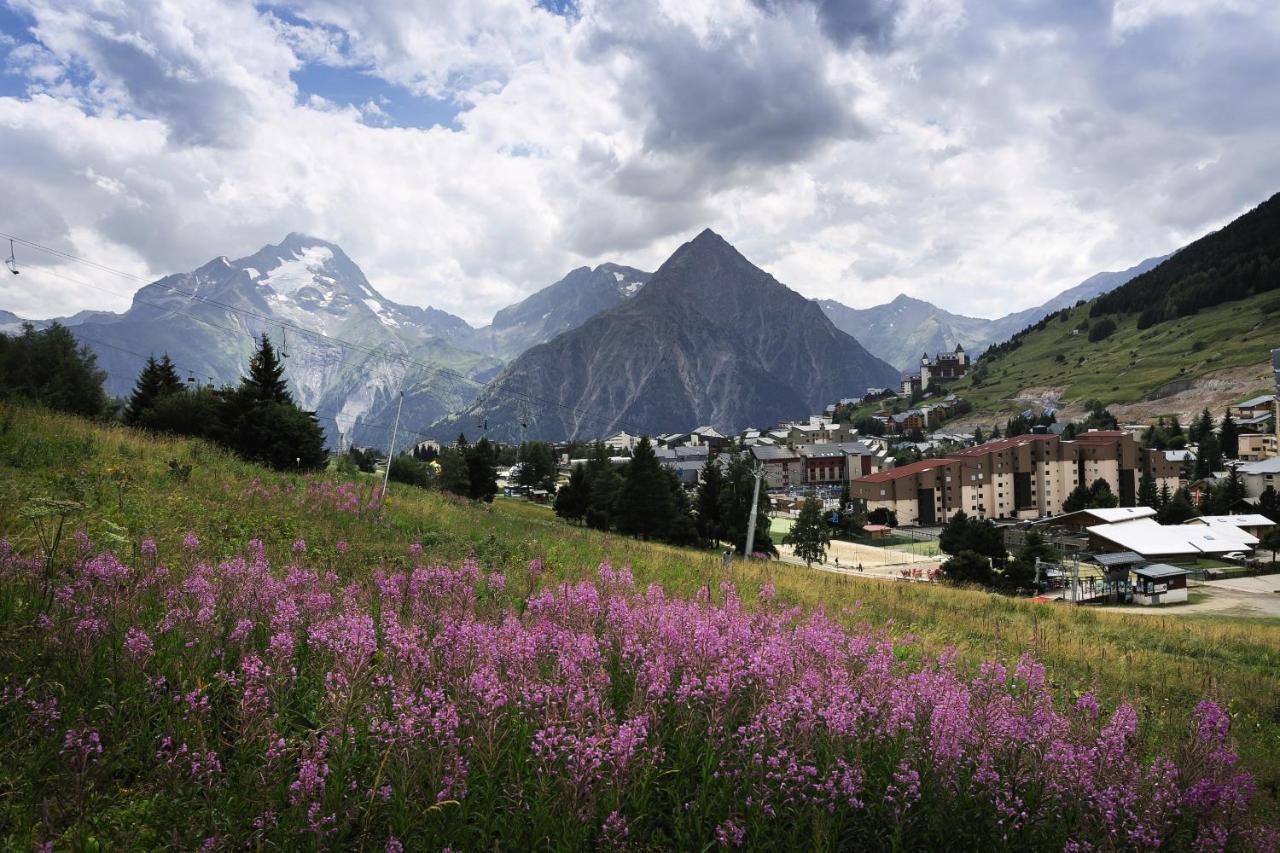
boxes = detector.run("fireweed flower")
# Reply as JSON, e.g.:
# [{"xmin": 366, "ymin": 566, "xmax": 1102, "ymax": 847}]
[{"xmin": 0, "ymin": 537, "xmax": 1268, "ymax": 849}]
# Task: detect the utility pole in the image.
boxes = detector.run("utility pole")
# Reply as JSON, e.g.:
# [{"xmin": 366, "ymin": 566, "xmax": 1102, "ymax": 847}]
[
  {"xmin": 381, "ymin": 391, "xmax": 404, "ymax": 499},
  {"xmin": 743, "ymin": 461, "xmax": 765, "ymax": 559}
]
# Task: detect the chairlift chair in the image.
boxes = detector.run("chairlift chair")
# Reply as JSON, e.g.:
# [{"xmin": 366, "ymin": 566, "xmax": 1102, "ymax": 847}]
[{"xmin": 5, "ymin": 239, "xmax": 17, "ymax": 275}]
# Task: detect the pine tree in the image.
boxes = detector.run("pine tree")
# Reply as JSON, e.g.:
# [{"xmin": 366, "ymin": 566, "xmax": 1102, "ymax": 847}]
[
  {"xmin": 1260, "ymin": 486, "xmax": 1280, "ymax": 523},
  {"xmin": 554, "ymin": 463, "xmax": 590, "ymax": 522},
  {"xmin": 784, "ymin": 497, "xmax": 830, "ymax": 566},
  {"xmin": 1137, "ymin": 471, "xmax": 1159, "ymax": 509},
  {"xmin": 1190, "ymin": 408, "xmax": 1213, "ymax": 443},
  {"xmin": 695, "ymin": 456, "xmax": 726, "ymax": 542},
  {"xmin": 0, "ymin": 322, "xmax": 108, "ymax": 418},
  {"xmin": 438, "ymin": 447, "xmax": 471, "ymax": 497},
  {"xmin": 243, "ymin": 334, "xmax": 292, "ymax": 404},
  {"xmin": 464, "ymin": 438, "xmax": 499, "ymax": 502},
  {"xmin": 1088, "ymin": 478, "xmax": 1118, "ymax": 509},
  {"xmin": 1157, "ymin": 488, "xmax": 1199, "ymax": 524},
  {"xmin": 1219, "ymin": 411, "xmax": 1240, "ymax": 459},
  {"xmin": 124, "ymin": 356, "xmax": 165, "ymax": 425},
  {"xmin": 615, "ymin": 437, "xmax": 673, "ymax": 540},
  {"xmin": 125, "ymin": 354, "xmax": 186, "ymax": 425},
  {"xmin": 1222, "ymin": 468, "xmax": 1246, "ymax": 508},
  {"xmin": 1158, "ymin": 482, "xmax": 1172, "ymax": 508},
  {"xmin": 1193, "ymin": 434, "xmax": 1222, "ymax": 481},
  {"xmin": 1062, "ymin": 484, "xmax": 1092, "ymax": 513},
  {"xmin": 972, "ymin": 426, "xmax": 984, "ymax": 444}
]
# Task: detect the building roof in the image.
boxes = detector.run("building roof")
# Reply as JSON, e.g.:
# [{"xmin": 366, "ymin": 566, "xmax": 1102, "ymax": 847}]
[
  {"xmin": 1080, "ymin": 507, "xmax": 1158, "ymax": 523},
  {"xmin": 1067, "ymin": 430, "xmax": 1129, "ymax": 443},
  {"xmin": 1240, "ymin": 458, "xmax": 1280, "ymax": 475},
  {"xmin": 951, "ymin": 434, "xmax": 1056, "ymax": 457},
  {"xmin": 750, "ymin": 445, "xmax": 801, "ymax": 462},
  {"xmin": 1094, "ymin": 551, "xmax": 1145, "ymax": 567},
  {"xmin": 1087, "ymin": 518, "xmax": 1256, "ymax": 556},
  {"xmin": 856, "ymin": 458, "xmax": 953, "ymax": 484},
  {"xmin": 1134, "ymin": 563, "xmax": 1190, "ymax": 579},
  {"xmin": 1233, "ymin": 394, "xmax": 1277, "ymax": 409},
  {"xmin": 1187, "ymin": 514, "xmax": 1276, "ymax": 529}
]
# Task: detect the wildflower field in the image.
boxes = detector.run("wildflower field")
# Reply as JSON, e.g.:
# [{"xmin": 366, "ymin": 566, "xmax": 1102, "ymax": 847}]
[{"xmin": 1, "ymin": 406, "xmax": 1278, "ymax": 850}]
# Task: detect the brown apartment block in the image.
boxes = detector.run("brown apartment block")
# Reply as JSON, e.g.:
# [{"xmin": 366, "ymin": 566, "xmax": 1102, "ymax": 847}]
[{"xmin": 850, "ymin": 431, "xmax": 1181, "ymax": 526}]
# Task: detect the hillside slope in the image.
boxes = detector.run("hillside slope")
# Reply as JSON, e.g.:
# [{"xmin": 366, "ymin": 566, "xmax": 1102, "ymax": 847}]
[
  {"xmin": 820, "ymin": 254, "xmax": 1169, "ymax": 371},
  {"xmin": 0, "ymin": 404, "xmax": 1276, "ymax": 835},
  {"xmin": 954, "ymin": 192, "xmax": 1280, "ymax": 423}
]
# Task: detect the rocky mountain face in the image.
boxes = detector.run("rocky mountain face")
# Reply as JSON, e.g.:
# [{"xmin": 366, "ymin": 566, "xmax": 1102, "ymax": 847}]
[
  {"xmin": 57, "ymin": 234, "xmax": 501, "ymax": 447},
  {"xmin": 820, "ymin": 254, "xmax": 1171, "ymax": 370},
  {"xmin": 440, "ymin": 229, "xmax": 901, "ymax": 442},
  {"xmin": 469, "ymin": 263, "xmax": 651, "ymax": 360}
]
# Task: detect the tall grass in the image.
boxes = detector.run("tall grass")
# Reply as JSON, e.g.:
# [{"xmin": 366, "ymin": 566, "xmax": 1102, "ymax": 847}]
[{"xmin": 1, "ymin": 404, "xmax": 1278, "ymax": 847}]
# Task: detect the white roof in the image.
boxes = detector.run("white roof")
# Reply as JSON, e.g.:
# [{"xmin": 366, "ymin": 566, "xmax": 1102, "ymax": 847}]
[
  {"xmin": 1187, "ymin": 515, "xmax": 1276, "ymax": 529},
  {"xmin": 1240, "ymin": 458, "xmax": 1280, "ymax": 475},
  {"xmin": 1233, "ymin": 394, "xmax": 1276, "ymax": 408},
  {"xmin": 1082, "ymin": 506, "xmax": 1157, "ymax": 523},
  {"xmin": 1088, "ymin": 518, "xmax": 1257, "ymax": 556}
]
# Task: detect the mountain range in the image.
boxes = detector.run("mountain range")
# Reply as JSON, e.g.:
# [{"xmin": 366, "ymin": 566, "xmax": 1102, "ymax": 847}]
[
  {"xmin": 817, "ymin": 254, "xmax": 1171, "ymax": 371},
  {"xmin": 439, "ymin": 229, "xmax": 901, "ymax": 441},
  {"xmin": 44, "ymin": 234, "xmax": 502, "ymax": 447},
  {"xmin": 3, "ymin": 225, "xmax": 1188, "ymax": 445}
]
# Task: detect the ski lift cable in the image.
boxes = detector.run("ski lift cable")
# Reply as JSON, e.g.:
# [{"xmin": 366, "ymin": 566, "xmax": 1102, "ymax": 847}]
[{"xmin": 1, "ymin": 235, "xmax": 640, "ymax": 435}]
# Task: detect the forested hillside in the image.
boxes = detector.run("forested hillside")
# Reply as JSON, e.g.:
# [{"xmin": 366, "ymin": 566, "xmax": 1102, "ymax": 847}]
[{"xmin": 1090, "ymin": 192, "xmax": 1280, "ymax": 327}]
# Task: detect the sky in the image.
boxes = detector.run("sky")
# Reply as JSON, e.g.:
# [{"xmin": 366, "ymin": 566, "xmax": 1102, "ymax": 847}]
[{"xmin": 1, "ymin": 0, "xmax": 1278, "ymax": 325}]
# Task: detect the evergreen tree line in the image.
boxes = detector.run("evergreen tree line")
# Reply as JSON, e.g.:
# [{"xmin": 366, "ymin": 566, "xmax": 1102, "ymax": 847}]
[
  {"xmin": 1090, "ymin": 192, "xmax": 1280, "ymax": 327},
  {"xmin": 0, "ymin": 323, "xmax": 111, "ymax": 418},
  {"xmin": 555, "ymin": 438, "xmax": 776, "ymax": 555},
  {"xmin": 383, "ymin": 434, "xmax": 500, "ymax": 503},
  {"xmin": 123, "ymin": 335, "xmax": 328, "ymax": 471},
  {"xmin": 935, "ymin": 511, "xmax": 1053, "ymax": 593}
]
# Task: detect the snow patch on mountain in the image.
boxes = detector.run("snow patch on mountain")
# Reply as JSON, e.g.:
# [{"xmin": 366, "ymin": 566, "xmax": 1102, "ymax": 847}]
[{"xmin": 257, "ymin": 246, "xmax": 335, "ymax": 297}]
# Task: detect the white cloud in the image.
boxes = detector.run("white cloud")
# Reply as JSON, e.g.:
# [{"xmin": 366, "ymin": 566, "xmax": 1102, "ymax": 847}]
[{"xmin": 0, "ymin": 0, "xmax": 1278, "ymax": 329}]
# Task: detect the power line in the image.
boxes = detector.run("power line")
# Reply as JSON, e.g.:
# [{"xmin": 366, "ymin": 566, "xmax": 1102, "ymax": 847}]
[{"xmin": 1, "ymin": 231, "xmax": 640, "ymax": 436}]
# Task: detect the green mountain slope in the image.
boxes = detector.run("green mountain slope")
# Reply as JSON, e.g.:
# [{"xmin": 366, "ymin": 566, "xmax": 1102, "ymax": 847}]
[{"xmin": 954, "ymin": 192, "xmax": 1280, "ymax": 421}]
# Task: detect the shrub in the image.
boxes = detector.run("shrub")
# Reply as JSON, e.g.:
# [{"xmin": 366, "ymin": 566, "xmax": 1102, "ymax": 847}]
[{"xmin": 1087, "ymin": 318, "xmax": 1117, "ymax": 342}]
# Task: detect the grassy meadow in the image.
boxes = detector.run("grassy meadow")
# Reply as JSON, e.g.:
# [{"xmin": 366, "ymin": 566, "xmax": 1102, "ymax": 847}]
[
  {"xmin": 953, "ymin": 288, "xmax": 1280, "ymax": 419},
  {"xmin": 1, "ymin": 404, "xmax": 1279, "ymax": 846}
]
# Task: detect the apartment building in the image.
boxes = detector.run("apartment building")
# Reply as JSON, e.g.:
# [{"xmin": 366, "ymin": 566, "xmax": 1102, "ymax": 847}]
[{"xmin": 850, "ymin": 430, "xmax": 1181, "ymax": 526}]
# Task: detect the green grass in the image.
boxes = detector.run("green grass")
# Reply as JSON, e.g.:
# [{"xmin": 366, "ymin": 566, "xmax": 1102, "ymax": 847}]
[
  {"xmin": 953, "ymin": 288, "xmax": 1280, "ymax": 420},
  {"xmin": 2, "ymin": 404, "xmax": 1279, "ymax": 821}
]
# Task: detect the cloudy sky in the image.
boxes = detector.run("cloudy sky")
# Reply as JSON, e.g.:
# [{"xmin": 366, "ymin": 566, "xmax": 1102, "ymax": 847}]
[{"xmin": 1, "ymin": 0, "xmax": 1278, "ymax": 325}]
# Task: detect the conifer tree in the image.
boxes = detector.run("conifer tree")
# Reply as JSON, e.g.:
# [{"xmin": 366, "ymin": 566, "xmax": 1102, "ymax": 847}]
[
  {"xmin": 695, "ymin": 456, "xmax": 725, "ymax": 542},
  {"xmin": 1137, "ymin": 471, "xmax": 1159, "ymax": 509},
  {"xmin": 1219, "ymin": 411, "xmax": 1239, "ymax": 459},
  {"xmin": 784, "ymin": 497, "xmax": 830, "ymax": 566},
  {"xmin": 124, "ymin": 356, "xmax": 166, "ymax": 425},
  {"xmin": 0, "ymin": 322, "xmax": 107, "ymax": 418},
  {"xmin": 244, "ymin": 334, "xmax": 292, "ymax": 404},
  {"xmin": 125, "ymin": 354, "xmax": 186, "ymax": 425},
  {"xmin": 616, "ymin": 437, "xmax": 673, "ymax": 540},
  {"xmin": 554, "ymin": 463, "xmax": 590, "ymax": 522},
  {"xmin": 1158, "ymin": 482, "xmax": 1172, "ymax": 508}
]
